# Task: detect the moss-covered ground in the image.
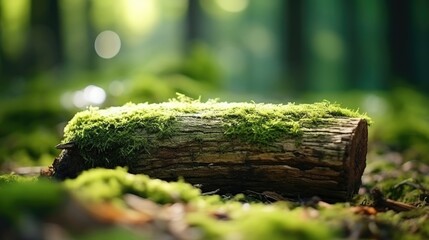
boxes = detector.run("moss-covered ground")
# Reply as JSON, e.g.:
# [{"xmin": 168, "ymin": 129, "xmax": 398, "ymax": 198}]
[{"xmin": 0, "ymin": 165, "xmax": 427, "ymax": 239}]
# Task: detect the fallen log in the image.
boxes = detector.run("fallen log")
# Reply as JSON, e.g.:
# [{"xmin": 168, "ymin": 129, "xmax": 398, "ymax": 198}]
[{"xmin": 50, "ymin": 96, "xmax": 369, "ymax": 201}]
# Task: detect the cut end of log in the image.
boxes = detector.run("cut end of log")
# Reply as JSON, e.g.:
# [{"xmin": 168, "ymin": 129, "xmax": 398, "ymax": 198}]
[
  {"xmin": 344, "ymin": 119, "xmax": 368, "ymax": 199},
  {"xmin": 50, "ymin": 100, "xmax": 369, "ymax": 202}
]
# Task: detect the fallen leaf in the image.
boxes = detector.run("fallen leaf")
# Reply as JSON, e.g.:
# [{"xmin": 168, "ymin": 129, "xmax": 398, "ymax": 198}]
[{"xmin": 350, "ymin": 206, "xmax": 378, "ymax": 216}]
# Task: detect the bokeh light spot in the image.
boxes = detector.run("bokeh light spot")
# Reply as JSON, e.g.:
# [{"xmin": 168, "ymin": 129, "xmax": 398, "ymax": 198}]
[
  {"xmin": 62, "ymin": 85, "xmax": 106, "ymax": 109},
  {"xmin": 121, "ymin": 0, "xmax": 159, "ymax": 37},
  {"xmin": 94, "ymin": 30, "xmax": 121, "ymax": 59},
  {"xmin": 312, "ymin": 30, "xmax": 344, "ymax": 61},
  {"xmin": 215, "ymin": 0, "xmax": 249, "ymax": 13},
  {"xmin": 84, "ymin": 85, "xmax": 106, "ymax": 105}
]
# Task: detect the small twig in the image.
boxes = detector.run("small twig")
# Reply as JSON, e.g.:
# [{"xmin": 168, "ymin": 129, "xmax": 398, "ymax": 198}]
[
  {"xmin": 201, "ymin": 189, "xmax": 220, "ymax": 195},
  {"xmin": 371, "ymin": 188, "xmax": 416, "ymax": 212},
  {"xmin": 261, "ymin": 191, "xmax": 289, "ymax": 202}
]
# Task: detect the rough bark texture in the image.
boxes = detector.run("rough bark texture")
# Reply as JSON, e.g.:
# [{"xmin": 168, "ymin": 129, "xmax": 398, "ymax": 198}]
[{"xmin": 52, "ymin": 115, "xmax": 368, "ymax": 202}]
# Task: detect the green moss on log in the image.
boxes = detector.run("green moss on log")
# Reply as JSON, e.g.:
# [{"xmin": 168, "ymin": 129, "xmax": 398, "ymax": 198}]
[
  {"xmin": 219, "ymin": 99, "xmax": 369, "ymax": 144},
  {"xmin": 62, "ymin": 94, "xmax": 370, "ymax": 166}
]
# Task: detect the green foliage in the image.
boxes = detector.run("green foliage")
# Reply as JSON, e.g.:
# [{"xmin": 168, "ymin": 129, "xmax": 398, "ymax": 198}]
[
  {"xmin": 373, "ymin": 88, "xmax": 429, "ymax": 163},
  {"xmin": 177, "ymin": 42, "xmax": 222, "ymax": 86},
  {"xmin": 0, "ymin": 76, "xmax": 69, "ymax": 166},
  {"xmin": 64, "ymin": 167, "xmax": 201, "ymax": 204}
]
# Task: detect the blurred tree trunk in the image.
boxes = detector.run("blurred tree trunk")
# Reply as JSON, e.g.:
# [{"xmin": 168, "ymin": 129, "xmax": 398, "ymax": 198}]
[
  {"xmin": 411, "ymin": 0, "xmax": 429, "ymax": 90},
  {"xmin": 343, "ymin": 1, "xmax": 358, "ymax": 89},
  {"xmin": 60, "ymin": 0, "xmax": 96, "ymax": 72},
  {"xmin": 28, "ymin": 0, "xmax": 63, "ymax": 75},
  {"xmin": 185, "ymin": 0, "xmax": 202, "ymax": 50},
  {"xmin": 387, "ymin": 0, "xmax": 412, "ymax": 84},
  {"xmin": 285, "ymin": 0, "xmax": 307, "ymax": 93}
]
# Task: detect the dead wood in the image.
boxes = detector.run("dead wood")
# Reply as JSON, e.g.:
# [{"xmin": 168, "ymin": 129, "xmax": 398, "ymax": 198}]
[{"xmin": 51, "ymin": 113, "xmax": 368, "ymax": 202}]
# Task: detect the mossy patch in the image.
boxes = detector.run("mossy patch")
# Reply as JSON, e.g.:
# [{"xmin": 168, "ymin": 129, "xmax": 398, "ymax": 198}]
[
  {"xmin": 62, "ymin": 103, "xmax": 180, "ymax": 167},
  {"xmin": 0, "ymin": 173, "xmax": 38, "ymax": 184},
  {"xmin": 62, "ymin": 94, "xmax": 369, "ymax": 166},
  {"xmin": 218, "ymin": 100, "xmax": 369, "ymax": 144},
  {"xmin": 64, "ymin": 167, "xmax": 201, "ymax": 204}
]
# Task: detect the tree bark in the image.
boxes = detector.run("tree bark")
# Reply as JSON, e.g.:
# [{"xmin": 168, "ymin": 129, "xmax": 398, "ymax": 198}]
[{"xmin": 51, "ymin": 115, "xmax": 368, "ymax": 202}]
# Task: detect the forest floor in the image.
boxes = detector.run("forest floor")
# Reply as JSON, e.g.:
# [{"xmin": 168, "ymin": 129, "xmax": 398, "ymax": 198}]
[{"xmin": 0, "ymin": 145, "xmax": 428, "ymax": 240}]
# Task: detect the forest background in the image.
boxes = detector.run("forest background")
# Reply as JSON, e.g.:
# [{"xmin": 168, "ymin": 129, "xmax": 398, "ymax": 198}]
[{"xmin": 0, "ymin": 0, "xmax": 428, "ymax": 173}]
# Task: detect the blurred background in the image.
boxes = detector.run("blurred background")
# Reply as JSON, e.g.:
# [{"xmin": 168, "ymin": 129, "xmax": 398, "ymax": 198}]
[{"xmin": 0, "ymin": 0, "xmax": 428, "ymax": 169}]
